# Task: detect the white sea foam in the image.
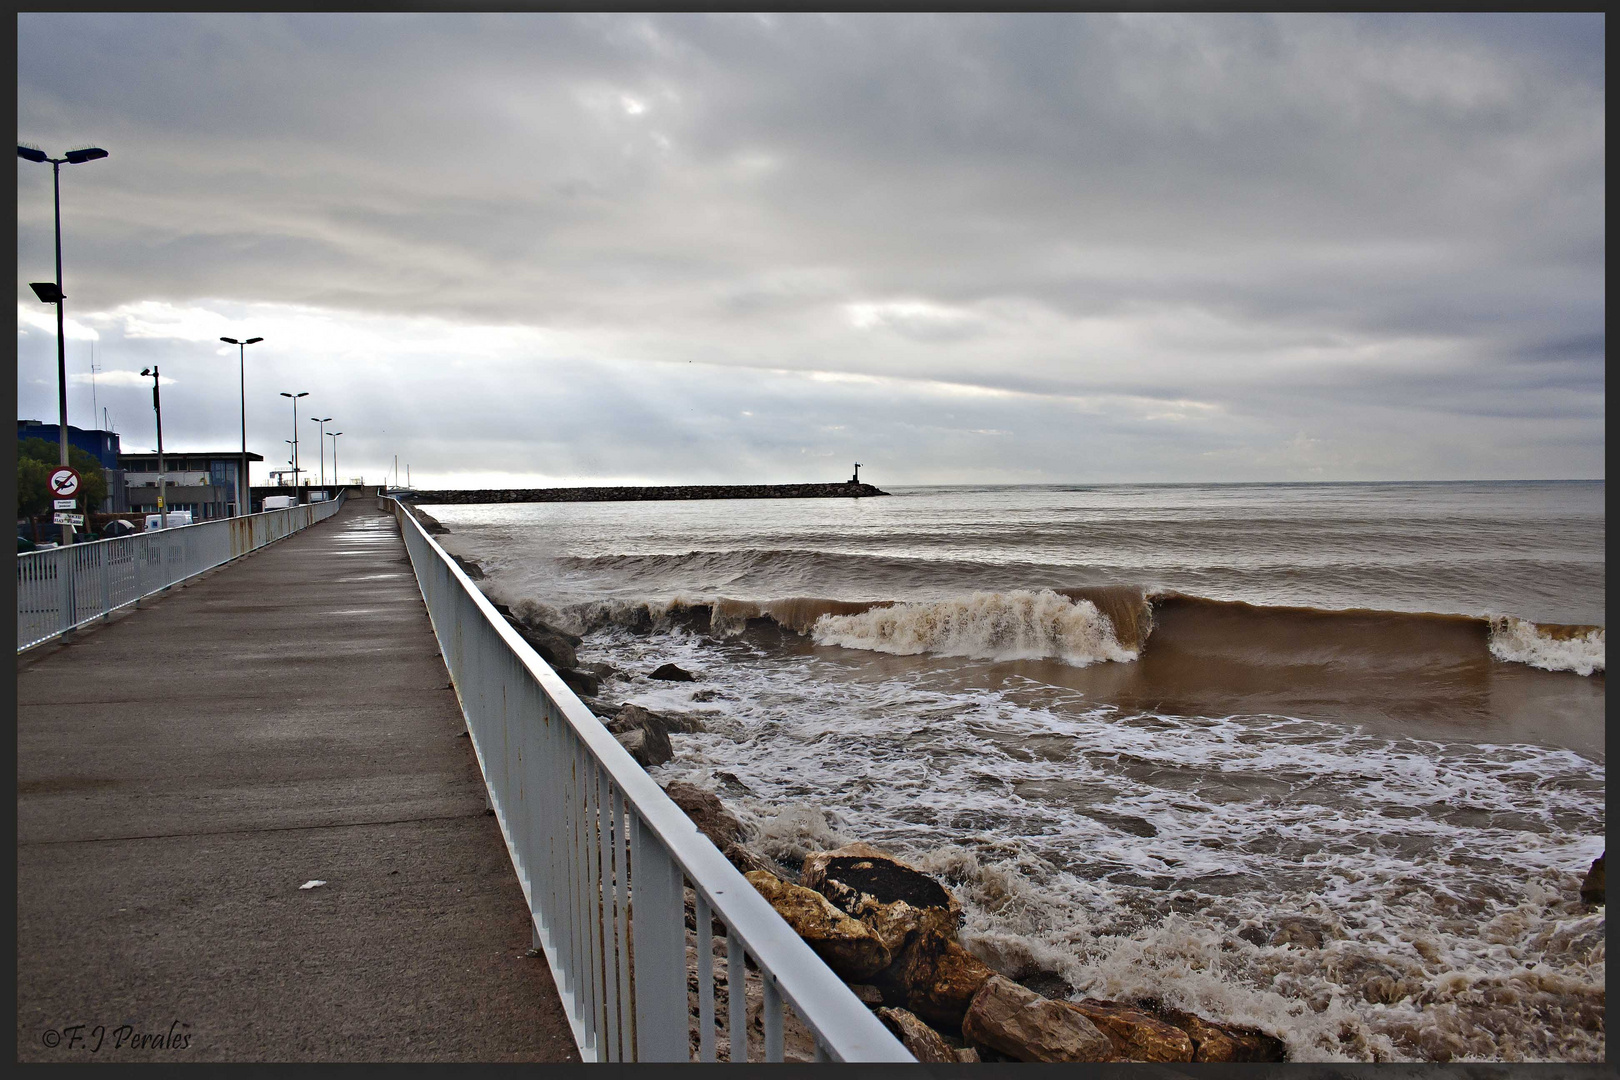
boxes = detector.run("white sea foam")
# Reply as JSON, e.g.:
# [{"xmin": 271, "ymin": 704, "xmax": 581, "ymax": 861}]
[
  {"xmin": 585, "ymin": 623, "xmax": 1605, "ymax": 1062},
  {"xmin": 1488, "ymin": 616, "xmax": 1605, "ymax": 675},
  {"xmin": 810, "ymin": 588, "xmax": 1138, "ymax": 666}
]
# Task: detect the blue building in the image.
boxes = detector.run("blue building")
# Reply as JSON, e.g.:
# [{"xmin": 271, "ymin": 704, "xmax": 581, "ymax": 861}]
[{"xmin": 17, "ymin": 420, "xmax": 126, "ymax": 512}]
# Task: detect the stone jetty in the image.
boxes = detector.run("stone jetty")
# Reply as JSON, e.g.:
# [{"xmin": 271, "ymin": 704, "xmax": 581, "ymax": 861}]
[{"xmin": 413, "ymin": 481, "xmax": 889, "ymax": 504}]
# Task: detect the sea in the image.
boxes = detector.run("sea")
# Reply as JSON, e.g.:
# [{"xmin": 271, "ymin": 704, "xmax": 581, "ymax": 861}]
[{"xmin": 426, "ymin": 480, "xmax": 1605, "ymax": 1063}]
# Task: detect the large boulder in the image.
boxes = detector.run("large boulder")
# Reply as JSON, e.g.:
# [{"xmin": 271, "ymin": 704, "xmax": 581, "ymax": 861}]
[
  {"xmin": 662, "ymin": 781, "xmax": 763, "ymax": 874},
  {"xmin": 609, "ymin": 703, "xmax": 706, "ymax": 737},
  {"xmin": 872, "ymin": 929, "xmax": 998, "ymax": 1034},
  {"xmin": 1061, "ymin": 1000, "xmax": 1193, "ymax": 1062},
  {"xmin": 875, "ymin": 1008, "xmax": 957, "ymax": 1063},
  {"xmin": 961, "ymin": 976, "xmax": 1116, "ymax": 1063},
  {"xmin": 800, "ymin": 843, "xmax": 982, "ymax": 1032},
  {"xmin": 556, "ymin": 666, "xmax": 599, "ymax": 698},
  {"xmin": 1159, "ymin": 1008, "xmax": 1286, "ymax": 1062},
  {"xmin": 800, "ymin": 843, "xmax": 962, "ymax": 954},
  {"xmin": 649, "ymin": 663, "xmax": 696, "ymax": 682},
  {"xmin": 615, "ymin": 724, "xmax": 672, "ymax": 767},
  {"xmin": 745, "ymin": 871, "xmax": 892, "ymax": 980},
  {"xmin": 490, "ymin": 603, "xmax": 582, "ymax": 670},
  {"xmin": 1580, "ymin": 852, "xmax": 1605, "ymax": 906}
]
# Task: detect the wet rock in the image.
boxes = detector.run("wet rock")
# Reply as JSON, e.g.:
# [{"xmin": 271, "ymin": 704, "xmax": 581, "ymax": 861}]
[
  {"xmin": 1580, "ymin": 851, "xmax": 1604, "ymax": 906},
  {"xmin": 1237, "ymin": 924, "xmax": 1271, "ymax": 947},
  {"xmin": 876, "ymin": 1007, "xmax": 957, "ymax": 1063},
  {"xmin": 800, "ymin": 843, "xmax": 962, "ymax": 954},
  {"xmin": 873, "ymin": 928, "xmax": 998, "ymax": 1034},
  {"xmin": 615, "ymin": 724, "xmax": 672, "ymax": 767},
  {"xmin": 409, "ymin": 505, "xmax": 449, "ymax": 534},
  {"xmin": 848, "ymin": 983, "xmax": 884, "ymax": 1007},
  {"xmin": 744, "ymin": 870, "xmax": 892, "ymax": 980},
  {"xmin": 450, "ymin": 553, "xmax": 484, "ymax": 579},
  {"xmin": 961, "ymin": 975, "xmax": 1116, "ymax": 1063},
  {"xmin": 1160, "ymin": 1008, "xmax": 1286, "ymax": 1062},
  {"xmin": 577, "ymin": 660, "xmax": 622, "ymax": 682},
  {"xmin": 1269, "ymin": 916, "xmax": 1330, "ymax": 949},
  {"xmin": 607, "ymin": 703, "xmax": 662, "ymax": 736},
  {"xmin": 650, "ymin": 662, "xmax": 696, "ymax": 682},
  {"xmin": 577, "ymin": 697, "xmax": 622, "ymax": 719},
  {"xmin": 555, "ymin": 666, "xmax": 599, "ymax": 698},
  {"xmin": 1085, "ymin": 810, "xmax": 1158, "ymax": 838},
  {"xmin": 954, "ymin": 1046, "xmax": 981, "ymax": 1063},
  {"xmin": 529, "ymin": 631, "xmax": 580, "ymax": 671},
  {"xmin": 613, "ymin": 703, "xmax": 706, "ymax": 735},
  {"xmin": 663, "ymin": 781, "xmax": 742, "ymax": 847},
  {"xmin": 1061, "ymin": 999, "xmax": 1193, "ymax": 1062},
  {"xmin": 661, "ymin": 780, "xmax": 763, "ymax": 874}
]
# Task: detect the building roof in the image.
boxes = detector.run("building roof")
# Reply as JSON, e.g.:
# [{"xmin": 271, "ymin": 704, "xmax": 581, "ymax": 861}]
[{"xmin": 120, "ymin": 451, "xmax": 265, "ymax": 462}]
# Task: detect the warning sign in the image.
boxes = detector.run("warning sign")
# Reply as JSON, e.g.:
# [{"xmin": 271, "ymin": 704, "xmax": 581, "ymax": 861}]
[{"xmin": 48, "ymin": 466, "xmax": 81, "ymax": 498}]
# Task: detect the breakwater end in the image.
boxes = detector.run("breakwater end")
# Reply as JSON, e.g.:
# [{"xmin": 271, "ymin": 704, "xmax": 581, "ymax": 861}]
[{"xmin": 413, "ymin": 482, "xmax": 890, "ymax": 504}]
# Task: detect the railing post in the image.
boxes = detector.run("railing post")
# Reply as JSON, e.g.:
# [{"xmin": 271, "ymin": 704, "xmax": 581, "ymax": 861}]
[
  {"xmin": 631, "ymin": 816, "xmax": 690, "ymax": 1062},
  {"xmin": 100, "ymin": 543, "xmax": 111, "ymax": 621}
]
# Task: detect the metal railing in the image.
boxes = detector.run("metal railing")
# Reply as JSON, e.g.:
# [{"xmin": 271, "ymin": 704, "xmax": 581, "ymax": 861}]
[
  {"xmin": 385, "ymin": 496, "xmax": 914, "ymax": 1063},
  {"xmin": 17, "ymin": 493, "xmax": 347, "ymax": 652}
]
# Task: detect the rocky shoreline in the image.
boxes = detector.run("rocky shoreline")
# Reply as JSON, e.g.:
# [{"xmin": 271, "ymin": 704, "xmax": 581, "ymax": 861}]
[
  {"xmin": 411, "ymin": 481, "xmax": 890, "ymax": 504},
  {"xmin": 473, "ymin": 594, "xmax": 1288, "ymax": 1063}
]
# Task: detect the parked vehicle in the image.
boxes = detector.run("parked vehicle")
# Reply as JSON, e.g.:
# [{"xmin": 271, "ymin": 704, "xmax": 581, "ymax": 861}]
[
  {"xmin": 260, "ymin": 495, "xmax": 297, "ymax": 510},
  {"xmin": 143, "ymin": 510, "xmax": 194, "ymax": 531}
]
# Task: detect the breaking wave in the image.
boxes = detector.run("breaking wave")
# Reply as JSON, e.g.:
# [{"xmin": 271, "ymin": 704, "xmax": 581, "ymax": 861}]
[
  {"xmin": 809, "ymin": 588, "xmax": 1139, "ymax": 666},
  {"xmin": 1487, "ymin": 616, "xmax": 1605, "ymax": 676},
  {"xmin": 534, "ymin": 583, "xmax": 1603, "ymax": 680}
]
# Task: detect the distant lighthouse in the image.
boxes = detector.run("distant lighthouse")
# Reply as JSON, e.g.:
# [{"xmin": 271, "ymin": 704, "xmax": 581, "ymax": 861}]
[{"xmin": 851, "ymin": 462, "xmax": 862, "ymax": 484}]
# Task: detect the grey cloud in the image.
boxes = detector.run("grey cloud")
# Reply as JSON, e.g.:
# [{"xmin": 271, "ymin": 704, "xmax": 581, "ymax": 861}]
[{"xmin": 16, "ymin": 12, "xmax": 1604, "ymax": 483}]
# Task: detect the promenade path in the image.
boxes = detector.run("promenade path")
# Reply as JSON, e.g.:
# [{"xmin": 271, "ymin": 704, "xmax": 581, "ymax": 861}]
[{"xmin": 16, "ymin": 497, "xmax": 579, "ymax": 1062}]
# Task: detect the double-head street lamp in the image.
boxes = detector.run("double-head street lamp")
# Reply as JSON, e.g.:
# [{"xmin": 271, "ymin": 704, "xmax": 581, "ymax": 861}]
[
  {"xmin": 311, "ymin": 417, "xmax": 332, "ymax": 487},
  {"xmin": 327, "ymin": 431, "xmax": 343, "ymax": 486},
  {"xmin": 280, "ymin": 391, "xmax": 307, "ymax": 499},
  {"xmin": 139, "ymin": 366, "xmax": 167, "ymax": 530},
  {"xmin": 20, "ymin": 142, "xmax": 109, "ymax": 544},
  {"xmin": 220, "ymin": 336, "xmax": 263, "ymax": 514}
]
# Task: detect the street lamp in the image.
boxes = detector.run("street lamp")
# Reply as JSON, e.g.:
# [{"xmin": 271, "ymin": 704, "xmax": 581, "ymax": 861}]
[
  {"xmin": 139, "ymin": 367, "xmax": 167, "ymax": 530},
  {"xmin": 327, "ymin": 431, "xmax": 343, "ymax": 487},
  {"xmin": 283, "ymin": 441, "xmax": 297, "ymax": 487},
  {"xmin": 20, "ymin": 142, "xmax": 109, "ymax": 544},
  {"xmin": 220, "ymin": 335, "xmax": 262, "ymax": 514},
  {"xmin": 311, "ymin": 417, "xmax": 331, "ymax": 487},
  {"xmin": 279, "ymin": 391, "xmax": 307, "ymax": 501}
]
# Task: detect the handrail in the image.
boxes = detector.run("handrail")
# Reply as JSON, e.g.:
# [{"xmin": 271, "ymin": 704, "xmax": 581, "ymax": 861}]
[
  {"xmin": 17, "ymin": 491, "xmax": 347, "ymax": 652},
  {"xmin": 385, "ymin": 495, "xmax": 914, "ymax": 1063}
]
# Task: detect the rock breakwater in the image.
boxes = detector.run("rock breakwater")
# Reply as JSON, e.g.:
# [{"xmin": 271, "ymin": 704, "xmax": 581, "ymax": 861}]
[{"xmin": 413, "ymin": 482, "xmax": 889, "ymax": 504}]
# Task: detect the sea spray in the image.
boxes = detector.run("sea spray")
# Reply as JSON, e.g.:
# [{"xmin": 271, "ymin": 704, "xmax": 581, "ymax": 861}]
[
  {"xmin": 1487, "ymin": 616, "xmax": 1605, "ymax": 675},
  {"xmin": 811, "ymin": 588, "xmax": 1138, "ymax": 666}
]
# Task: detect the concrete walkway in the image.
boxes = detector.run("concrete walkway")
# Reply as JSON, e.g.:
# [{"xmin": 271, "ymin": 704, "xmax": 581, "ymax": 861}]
[{"xmin": 16, "ymin": 498, "xmax": 579, "ymax": 1062}]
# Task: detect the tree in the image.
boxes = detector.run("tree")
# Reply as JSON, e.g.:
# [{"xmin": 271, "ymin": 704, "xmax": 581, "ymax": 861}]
[
  {"xmin": 17, "ymin": 437, "xmax": 109, "ymax": 517},
  {"xmin": 17, "ymin": 457, "xmax": 50, "ymax": 518}
]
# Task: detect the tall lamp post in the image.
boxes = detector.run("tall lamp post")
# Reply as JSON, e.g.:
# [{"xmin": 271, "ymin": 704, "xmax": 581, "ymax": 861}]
[
  {"xmin": 139, "ymin": 367, "xmax": 167, "ymax": 530},
  {"xmin": 19, "ymin": 142, "xmax": 109, "ymax": 545},
  {"xmin": 220, "ymin": 336, "xmax": 262, "ymax": 514},
  {"xmin": 280, "ymin": 391, "xmax": 307, "ymax": 501},
  {"xmin": 311, "ymin": 417, "xmax": 331, "ymax": 488},
  {"xmin": 327, "ymin": 431, "xmax": 343, "ymax": 488}
]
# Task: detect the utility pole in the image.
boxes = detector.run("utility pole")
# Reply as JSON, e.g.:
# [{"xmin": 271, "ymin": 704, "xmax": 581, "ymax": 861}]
[{"xmin": 140, "ymin": 366, "xmax": 167, "ymax": 529}]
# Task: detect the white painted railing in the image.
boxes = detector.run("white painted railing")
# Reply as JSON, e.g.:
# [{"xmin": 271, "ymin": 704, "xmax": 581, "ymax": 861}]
[
  {"xmin": 16, "ymin": 493, "xmax": 347, "ymax": 652},
  {"xmin": 385, "ymin": 496, "xmax": 914, "ymax": 1063}
]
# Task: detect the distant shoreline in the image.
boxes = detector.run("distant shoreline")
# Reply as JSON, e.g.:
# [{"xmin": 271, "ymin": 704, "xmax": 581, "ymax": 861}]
[{"xmin": 412, "ymin": 482, "xmax": 890, "ymax": 504}]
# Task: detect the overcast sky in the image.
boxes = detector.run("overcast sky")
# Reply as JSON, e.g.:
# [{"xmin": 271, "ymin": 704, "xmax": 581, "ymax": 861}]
[{"xmin": 16, "ymin": 12, "xmax": 1605, "ymax": 487}]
